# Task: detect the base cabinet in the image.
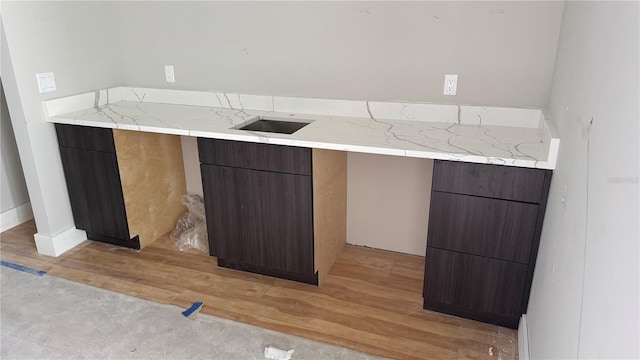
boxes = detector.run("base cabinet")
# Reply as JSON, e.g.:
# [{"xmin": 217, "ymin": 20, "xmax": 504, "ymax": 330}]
[
  {"xmin": 424, "ymin": 160, "xmax": 552, "ymax": 329},
  {"xmin": 198, "ymin": 138, "xmax": 347, "ymax": 285},
  {"xmin": 55, "ymin": 123, "xmax": 186, "ymax": 250},
  {"xmin": 56, "ymin": 124, "xmax": 139, "ymax": 249}
]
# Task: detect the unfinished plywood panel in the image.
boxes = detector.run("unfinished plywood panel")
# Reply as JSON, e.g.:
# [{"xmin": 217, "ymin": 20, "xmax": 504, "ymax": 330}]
[
  {"xmin": 312, "ymin": 149, "xmax": 347, "ymax": 285},
  {"xmin": 113, "ymin": 130, "xmax": 187, "ymax": 249}
]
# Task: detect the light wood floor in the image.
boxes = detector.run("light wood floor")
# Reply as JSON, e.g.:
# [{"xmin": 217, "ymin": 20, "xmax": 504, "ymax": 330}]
[{"xmin": 0, "ymin": 221, "xmax": 517, "ymax": 359}]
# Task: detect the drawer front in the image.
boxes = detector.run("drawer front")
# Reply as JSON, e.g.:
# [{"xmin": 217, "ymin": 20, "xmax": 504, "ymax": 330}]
[
  {"xmin": 427, "ymin": 192, "xmax": 538, "ymax": 263},
  {"xmin": 55, "ymin": 123, "xmax": 116, "ymax": 152},
  {"xmin": 423, "ymin": 248, "xmax": 527, "ymax": 321},
  {"xmin": 198, "ymin": 138, "xmax": 311, "ymax": 175},
  {"xmin": 432, "ymin": 160, "xmax": 548, "ymax": 203}
]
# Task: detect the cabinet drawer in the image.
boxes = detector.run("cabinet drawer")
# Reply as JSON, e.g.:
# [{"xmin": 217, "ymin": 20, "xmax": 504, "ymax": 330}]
[
  {"xmin": 427, "ymin": 192, "xmax": 538, "ymax": 263},
  {"xmin": 423, "ymin": 247, "xmax": 527, "ymax": 325},
  {"xmin": 432, "ymin": 160, "xmax": 548, "ymax": 203},
  {"xmin": 55, "ymin": 124, "xmax": 116, "ymax": 152},
  {"xmin": 197, "ymin": 138, "xmax": 311, "ymax": 175}
]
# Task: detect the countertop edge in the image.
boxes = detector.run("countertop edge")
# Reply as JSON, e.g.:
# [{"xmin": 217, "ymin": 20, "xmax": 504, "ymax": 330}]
[{"xmin": 45, "ymin": 87, "xmax": 559, "ymax": 170}]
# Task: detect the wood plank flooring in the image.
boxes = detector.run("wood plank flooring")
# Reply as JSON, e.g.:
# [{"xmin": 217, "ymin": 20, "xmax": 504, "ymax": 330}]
[{"xmin": 0, "ymin": 221, "xmax": 517, "ymax": 359}]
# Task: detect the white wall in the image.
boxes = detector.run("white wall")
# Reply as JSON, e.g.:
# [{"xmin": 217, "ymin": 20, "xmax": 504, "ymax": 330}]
[
  {"xmin": 1, "ymin": 78, "xmax": 33, "ymax": 231},
  {"xmin": 0, "ymin": 6, "xmax": 32, "ymax": 231},
  {"xmin": 526, "ymin": 2, "xmax": 639, "ymax": 359},
  {"xmin": 347, "ymin": 153, "xmax": 432, "ymax": 256},
  {"xmin": 1, "ymin": 81, "xmax": 29, "ymax": 212},
  {"xmin": 111, "ymin": 1, "xmax": 562, "ymax": 108},
  {"xmin": 1, "ymin": 1, "xmax": 122, "ymax": 253}
]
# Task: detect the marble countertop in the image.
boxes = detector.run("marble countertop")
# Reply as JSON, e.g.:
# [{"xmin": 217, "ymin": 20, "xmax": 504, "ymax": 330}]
[{"xmin": 45, "ymin": 87, "xmax": 559, "ymax": 169}]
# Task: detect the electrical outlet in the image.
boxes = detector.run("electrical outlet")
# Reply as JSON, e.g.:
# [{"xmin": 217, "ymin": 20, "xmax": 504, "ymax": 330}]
[
  {"xmin": 443, "ymin": 74, "xmax": 458, "ymax": 96},
  {"xmin": 165, "ymin": 65, "xmax": 175, "ymax": 83}
]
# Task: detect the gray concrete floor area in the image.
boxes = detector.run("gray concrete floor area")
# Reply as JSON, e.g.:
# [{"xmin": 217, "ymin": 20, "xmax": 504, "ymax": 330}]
[{"xmin": 0, "ymin": 265, "xmax": 384, "ymax": 359}]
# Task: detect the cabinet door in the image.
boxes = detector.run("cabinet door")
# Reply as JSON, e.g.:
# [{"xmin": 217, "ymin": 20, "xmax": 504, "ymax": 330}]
[
  {"xmin": 59, "ymin": 147, "xmax": 135, "ymax": 248},
  {"xmin": 423, "ymin": 248, "xmax": 526, "ymax": 328},
  {"xmin": 201, "ymin": 164, "xmax": 314, "ymax": 275}
]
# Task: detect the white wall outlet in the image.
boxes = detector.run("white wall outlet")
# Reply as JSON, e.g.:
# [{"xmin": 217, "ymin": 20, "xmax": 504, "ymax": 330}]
[
  {"xmin": 36, "ymin": 72, "xmax": 57, "ymax": 93},
  {"xmin": 443, "ymin": 74, "xmax": 458, "ymax": 96},
  {"xmin": 165, "ymin": 65, "xmax": 175, "ymax": 83}
]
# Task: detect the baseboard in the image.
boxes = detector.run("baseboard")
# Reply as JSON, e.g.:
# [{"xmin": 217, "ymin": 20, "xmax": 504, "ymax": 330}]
[
  {"xmin": 34, "ymin": 226, "xmax": 87, "ymax": 257},
  {"xmin": 0, "ymin": 202, "xmax": 34, "ymax": 232},
  {"xmin": 518, "ymin": 314, "xmax": 530, "ymax": 360}
]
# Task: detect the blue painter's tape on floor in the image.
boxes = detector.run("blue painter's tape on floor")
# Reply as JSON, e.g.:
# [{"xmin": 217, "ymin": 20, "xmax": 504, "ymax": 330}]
[
  {"xmin": 182, "ymin": 301, "xmax": 204, "ymax": 318},
  {"xmin": 0, "ymin": 260, "xmax": 46, "ymax": 276}
]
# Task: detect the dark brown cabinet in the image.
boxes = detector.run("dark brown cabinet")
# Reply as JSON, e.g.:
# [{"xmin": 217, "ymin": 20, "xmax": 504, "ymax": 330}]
[
  {"xmin": 55, "ymin": 124, "xmax": 140, "ymax": 249},
  {"xmin": 423, "ymin": 160, "xmax": 552, "ymax": 329},
  {"xmin": 200, "ymin": 165, "xmax": 315, "ymax": 281},
  {"xmin": 424, "ymin": 248, "xmax": 528, "ymax": 321},
  {"xmin": 55, "ymin": 124, "xmax": 186, "ymax": 250},
  {"xmin": 427, "ymin": 192, "xmax": 539, "ymax": 263},
  {"xmin": 198, "ymin": 138, "xmax": 321, "ymax": 285}
]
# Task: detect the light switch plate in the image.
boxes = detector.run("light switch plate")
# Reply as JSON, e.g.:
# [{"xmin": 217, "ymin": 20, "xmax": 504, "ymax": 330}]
[{"xmin": 36, "ymin": 72, "xmax": 57, "ymax": 93}]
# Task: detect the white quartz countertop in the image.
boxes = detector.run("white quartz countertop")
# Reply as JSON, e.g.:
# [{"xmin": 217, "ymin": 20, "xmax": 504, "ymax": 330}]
[{"xmin": 45, "ymin": 87, "xmax": 559, "ymax": 169}]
